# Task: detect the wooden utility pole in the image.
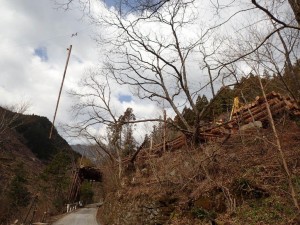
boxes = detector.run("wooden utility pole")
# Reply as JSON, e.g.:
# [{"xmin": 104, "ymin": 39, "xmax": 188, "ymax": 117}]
[{"xmin": 49, "ymin": 45, "xmax": 72, "ymax": 139}]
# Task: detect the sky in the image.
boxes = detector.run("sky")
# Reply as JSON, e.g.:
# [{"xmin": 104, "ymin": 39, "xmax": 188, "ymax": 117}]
[
  {"xmin": 0, "ymin": 0, "xmax": 259, "ymax": 144},
  {"xmin": 0, "ymin": 0, "xmax": 164, "ymax": 144},
  {"xmin": 1, "ymin": 0, "xmax": 291, "ymax": 145}
]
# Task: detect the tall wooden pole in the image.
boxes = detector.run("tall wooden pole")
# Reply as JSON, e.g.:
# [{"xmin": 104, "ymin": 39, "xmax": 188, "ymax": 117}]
[{"xmin": 49, "ymin": 45, "xmax": 72, "ymax": 139}]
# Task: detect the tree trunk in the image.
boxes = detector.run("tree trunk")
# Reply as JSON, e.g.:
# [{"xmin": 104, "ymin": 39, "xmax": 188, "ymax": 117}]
[
  {"xmin": 289, "ymin": 0, "xmax": 300, "ymax": 25},
  {"xmin": 258, "ymin": 76, "xmax": 300, "ymax": 211}
]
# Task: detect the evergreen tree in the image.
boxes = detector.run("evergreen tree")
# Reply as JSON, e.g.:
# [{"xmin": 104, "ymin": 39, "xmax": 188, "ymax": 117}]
[
  {"xmin": 208, "ymin": 87, "xmax": 235, "ymax": 119},
  {"xmin": 182, "ymin": 107, "xmax": 195, "ymax": 127},
  {"xmin": 107, "ymin": 107, "xmax": 136, "ymax": 157},
  {"xmin": 121, "ymin": 108, "xmax": 136, "ymax": 156},
  {"xmin": 151, "ymin": 117, "xmax": 164, "ymax": 144},
  {"xmin": 8, "ymin": 163, "xmax": 30, "ymax": 208},
  {"xmin": 40, "ymin": 151, "xmax": 71, "ymax": 210},
  {"xmin": 79, "ymin": 181, "xmax": 94, "ymax": 204},
  {"xmin": 195, "ymin": 95, "xmax": 210, "ymax": 121},
  {"xmin": 283, "ymin": 59, "xmax": 300, "ymax": 100}
]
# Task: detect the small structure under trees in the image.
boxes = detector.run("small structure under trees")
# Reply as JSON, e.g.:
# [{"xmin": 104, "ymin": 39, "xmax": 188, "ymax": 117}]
[{"xmin": 68, "ymin": 166, "xmax": 102, "ymax": 203}]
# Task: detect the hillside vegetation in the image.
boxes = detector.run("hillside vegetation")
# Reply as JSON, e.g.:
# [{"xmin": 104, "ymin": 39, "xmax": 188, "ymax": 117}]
[
  {"xmin": 95, "ymin": 72, "xmax": 300, "ymax": 225},
  {"xmin": 97, "ymin": 109, "xmax": 300, "ymax": 225},
  {"xmin": 2, "ymin": 1, "xmax": 300, "ymax": 224},
  {"xmin": 50, "ymin": 2, "xmax": 300, "ymax": 223},
  {"xmin": 0, "ymin": 108, "xmax": 77, "ymax": 224}
]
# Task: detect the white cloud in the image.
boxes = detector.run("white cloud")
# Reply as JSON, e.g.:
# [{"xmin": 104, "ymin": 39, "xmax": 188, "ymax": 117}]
[
  {"xmin": 0, "ymin": 0, "xmax": 214, "ymax": 144},
  {"xmin": 2, "ymin": 0, "xmax": 289, "ymax": 145},
  {"xmin": 0, "ymin": 0, "xmax": 101, "ymax": 141}
]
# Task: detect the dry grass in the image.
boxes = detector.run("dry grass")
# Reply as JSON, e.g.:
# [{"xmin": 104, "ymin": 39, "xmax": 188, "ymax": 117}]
[{"xmin": 97, "ymin": 117, "xmax": 300, "ymax": 224}]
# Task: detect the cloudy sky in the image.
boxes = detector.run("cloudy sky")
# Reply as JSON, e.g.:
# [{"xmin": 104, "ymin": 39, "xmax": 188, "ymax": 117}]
[
  {"xmin": 0, "ymin": 0, "xmax": 164, "ymax": 143},
  {"xmin": 2, "ymin": 0, "xmax": 290, "ymax": 144},
  {"xmin": 0, "ymin": 0, "xmax": 224, "ymax": 144}
]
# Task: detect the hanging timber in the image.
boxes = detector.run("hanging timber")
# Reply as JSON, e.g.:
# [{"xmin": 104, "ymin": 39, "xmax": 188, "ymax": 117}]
[{"xmin": 49, "ymin": 45, "xmax": 72, "ymax": 139}]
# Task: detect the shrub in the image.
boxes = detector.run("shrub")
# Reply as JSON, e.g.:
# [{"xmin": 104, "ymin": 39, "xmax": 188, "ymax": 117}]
[{"xmin": 80, "ymin": 181, "xmax": 94, "ymax": 205}]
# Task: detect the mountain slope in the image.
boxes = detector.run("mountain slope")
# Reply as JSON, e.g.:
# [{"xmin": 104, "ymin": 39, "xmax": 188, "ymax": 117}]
[
  {"xmin": 16, "ymin": 114, "xmax": 72, "ymax": 160},
  {"xmin": 0, "ymin": 107, "xmax": 77, "ymax": 224}
]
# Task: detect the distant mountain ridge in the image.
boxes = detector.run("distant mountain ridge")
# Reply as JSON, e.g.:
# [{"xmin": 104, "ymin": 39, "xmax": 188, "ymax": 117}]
[{"xmin": 71, "ymin": 144, "xmax": 100, "ymax": 162}]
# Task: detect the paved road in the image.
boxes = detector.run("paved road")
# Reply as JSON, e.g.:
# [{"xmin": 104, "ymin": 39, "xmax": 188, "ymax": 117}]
[{"xmin": 52, "ymin": 207, "xmax": 99, "ymax": 225}]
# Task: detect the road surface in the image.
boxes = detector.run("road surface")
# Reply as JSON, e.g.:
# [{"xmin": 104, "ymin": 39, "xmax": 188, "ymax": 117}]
[{"xmin": 52, "ymin": 207, "xmax": 99, "ymax": 225}]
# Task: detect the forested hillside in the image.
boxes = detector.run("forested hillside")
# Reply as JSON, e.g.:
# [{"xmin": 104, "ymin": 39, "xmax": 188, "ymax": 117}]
[{"xmin": 0, "ymin": 107, "xmax": 78, "ymax": 224}]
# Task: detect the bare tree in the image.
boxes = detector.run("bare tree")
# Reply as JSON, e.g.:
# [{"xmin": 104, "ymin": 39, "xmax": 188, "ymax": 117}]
[
  {"xmin": 288, "ymin": 0, "xmax": 300, "ymax": 25},
  {"xmin": 258, "ymin": 74, "xmax": 299, "ymax": 211},
  {"xmin": 101, "ymin": 0, "xmax": 202, "ymax": 132},
  {"xmin": 200, "ymin": 0, "xmax": 300, "ymax": 80},
  {"xmin": 55, "ymin": 0, "xmax": 242, "ymax": 134},
  {"xmin": 228, "ymin": 21, "xmax": 300, "ymax": 208},
  {"xmin": 0, "ymin": 102, "xmax": 30, "ymax": 144},
  {"xmin": 65, "ymin": 69, "xmax": 166, "ymax": 176},
  {"xmin": 249, "ymin": 61, "xmax": 300, "ymax": 211},
  {"xmin": 251, "ymin": 0, "xmax": 300, "ymax": 27},
  {"xmin": 56, "ymin": 0, "xmax": 299, "ymax": 137},
  {"xmin": 94, "ymin": 0, "xmax": 243, "ymax": 138},
  {"xmin": 228, "ymin": 13, "xmax": 300, "ymax": 99},
  {"xmin": 65, "ymin": 69, "xmax": 119, "ymax": 161}
]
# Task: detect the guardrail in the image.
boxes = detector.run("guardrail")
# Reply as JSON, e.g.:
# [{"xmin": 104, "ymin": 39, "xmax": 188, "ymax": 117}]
[{"xmin": 66, "ymin": 202, "xmax": 81, "ymax": 213}]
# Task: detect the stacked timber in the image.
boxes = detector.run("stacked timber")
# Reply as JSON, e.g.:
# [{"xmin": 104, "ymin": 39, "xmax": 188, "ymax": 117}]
[
  {"xmin": 230, "ymin": 91, "xmax": 300, "ymax": 124},
  {"xmin": 195, "ymin": 92, "xmax": 300, "ymax": 142},
  {"xmin": 143, "ymin": 135, "xmax": 187, "ymax": 156},
  {"xmin": 199, "ymin": 92, "xmax": 300, "ymax": 140},
  {"xmin": 130, "ymin": 92, "xmax": 300, "ymax": 160}
]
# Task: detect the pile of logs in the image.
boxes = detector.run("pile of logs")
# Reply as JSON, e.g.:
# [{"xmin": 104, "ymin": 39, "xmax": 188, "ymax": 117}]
[
  {"xmin": 199, "ymin": 92, "xmax": 300, "ymax": 138},
  {"xmin": 151, "ymin": 135, "xmax": 187, "ymax": 155},
  {"xmin": 135, "ymin": 135, "xmax": 187, "ymax": 158},
  {"xmin": 230, "ymin": 91, "xmax": 300, "ymax": 125},
  {"xmin": 133, "ymin": 92, "xmax": 300, "ymax": 159}
]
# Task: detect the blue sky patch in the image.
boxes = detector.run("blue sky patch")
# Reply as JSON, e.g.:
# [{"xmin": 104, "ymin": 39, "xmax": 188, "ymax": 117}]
[
  {"xmin": 73, "ymin": 55, "xmax": 83, "ymax": 64},
  {"xmin": 118, "ymin": 94, "xmax": 132, "ymax": 103},
  {"xmin": 34, "ymin": 46, "xmax": 48, "ymax": 62}
]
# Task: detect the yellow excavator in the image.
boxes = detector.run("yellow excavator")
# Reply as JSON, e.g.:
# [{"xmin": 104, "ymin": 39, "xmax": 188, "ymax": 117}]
[{"xmin": 229, "ymin": 97, "xmax": 240, "ymax": 121}]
